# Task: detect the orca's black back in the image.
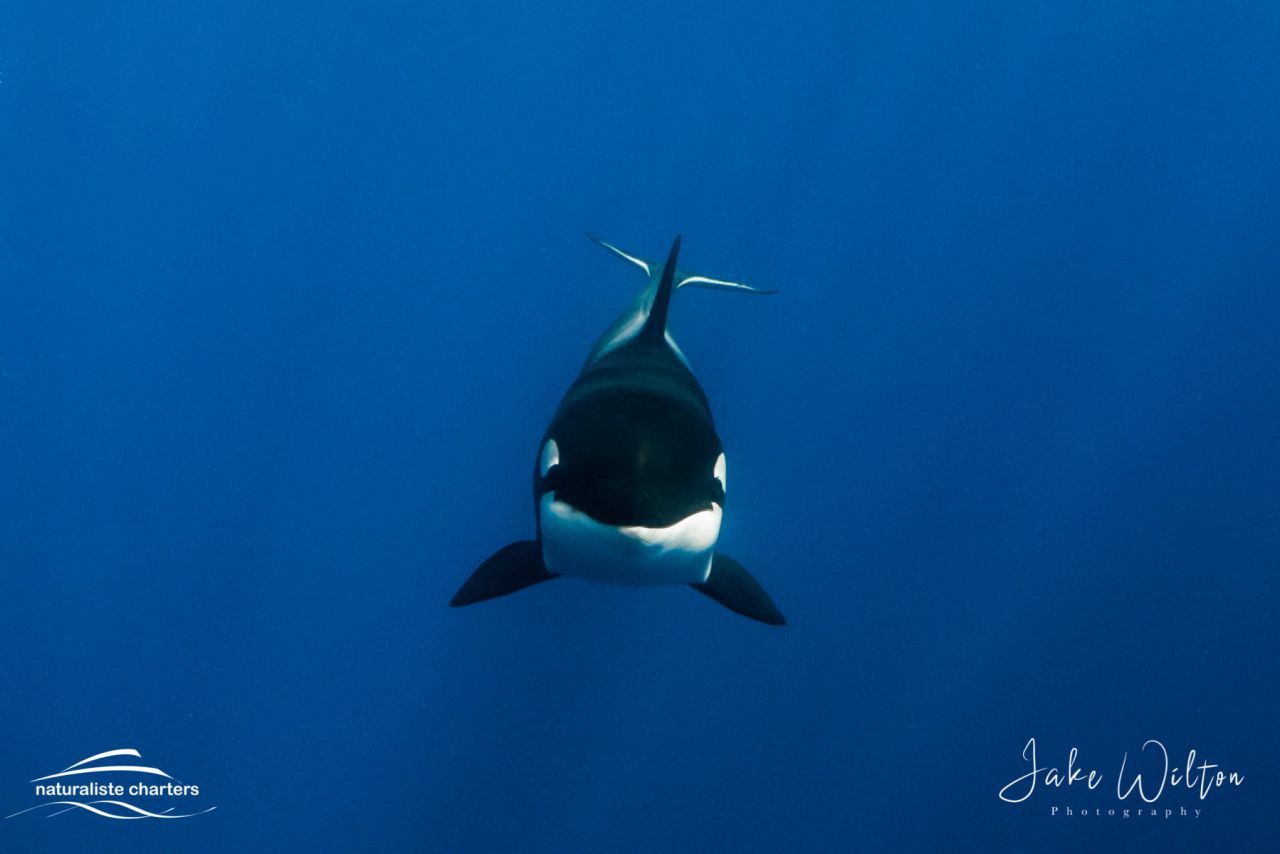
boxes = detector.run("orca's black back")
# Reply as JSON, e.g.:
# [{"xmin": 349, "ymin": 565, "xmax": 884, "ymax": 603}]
[{"xmin": 535, "ymin": 337, "xmax": 723, "ymax": 528}]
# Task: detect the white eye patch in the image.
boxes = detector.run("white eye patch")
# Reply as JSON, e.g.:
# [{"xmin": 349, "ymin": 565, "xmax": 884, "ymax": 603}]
[
  {"xmin": 713, "ymin": 452, "xmax": 726, "ymax": 495},
  {"xmin": 540, "ymin": 439, "xmax": 560, "ymax": 478}
]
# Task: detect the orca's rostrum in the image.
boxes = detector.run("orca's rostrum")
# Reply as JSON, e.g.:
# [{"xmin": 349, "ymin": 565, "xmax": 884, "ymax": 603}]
[{"xmin": 451, "ymin": 233, "xmax": 785, "ymax": 625}]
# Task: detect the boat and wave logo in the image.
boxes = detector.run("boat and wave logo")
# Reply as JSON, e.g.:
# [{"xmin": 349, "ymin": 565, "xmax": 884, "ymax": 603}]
[{"xmin": 5, "ymin": 748, "xmax": 215, "ymax": 820}]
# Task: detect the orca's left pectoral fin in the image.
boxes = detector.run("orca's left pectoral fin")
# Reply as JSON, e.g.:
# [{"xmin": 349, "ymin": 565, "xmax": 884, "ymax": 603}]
[
  {"xmin": 691, "ymin": 553, "xmax": 786, "ymax": 625},
  {"xmin": 451, "ymin": 540, "xmax": 558, "ymax": 607}
]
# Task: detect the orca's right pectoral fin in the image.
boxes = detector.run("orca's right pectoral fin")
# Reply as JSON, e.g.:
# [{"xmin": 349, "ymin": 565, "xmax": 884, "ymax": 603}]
[
  {"xmin": 450, "ymin": 541, "xmax": 557, "ymax": 607},
  {"xmin": 691, "ymin": 553, "xmax": 786, "ymax": 625}
]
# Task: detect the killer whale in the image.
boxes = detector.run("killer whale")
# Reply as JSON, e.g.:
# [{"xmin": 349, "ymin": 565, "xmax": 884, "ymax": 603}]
[{"xmin": 450, "ymin": 234, "xmax": 785, "ymax": 625}]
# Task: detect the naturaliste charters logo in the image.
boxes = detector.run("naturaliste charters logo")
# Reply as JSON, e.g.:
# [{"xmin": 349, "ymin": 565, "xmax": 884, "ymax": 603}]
[
  {"xmin": 998, "ymin": 737, "xmax": 1245, "ymax": 819},
  {"xmin": 6, "ymin": 748, "xmax": 215, "ymax": 820}
]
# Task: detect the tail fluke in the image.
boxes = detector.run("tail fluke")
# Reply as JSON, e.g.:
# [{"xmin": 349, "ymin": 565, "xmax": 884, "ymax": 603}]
[
  {"xmin": 677, "ymin": 274, "xmax": 777, "ymax": 296},
  {"xmin": 584, "ymin": 230, "xmax": 653, "ymax": 276},
  {"xmin": 585, "ymin": 231, "xmax": 776, "ymax": 295}
]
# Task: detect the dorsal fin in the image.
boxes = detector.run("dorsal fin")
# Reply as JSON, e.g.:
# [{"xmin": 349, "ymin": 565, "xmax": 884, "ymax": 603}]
[{"xmin": 639, "ymin": 235, "xmax": 681, "ymax": 343}]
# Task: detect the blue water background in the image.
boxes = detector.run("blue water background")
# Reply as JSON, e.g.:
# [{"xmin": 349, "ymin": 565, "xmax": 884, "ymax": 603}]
[{"xmin": 1, "ymin": 2, "xmax": 1277, "ymax": 851}]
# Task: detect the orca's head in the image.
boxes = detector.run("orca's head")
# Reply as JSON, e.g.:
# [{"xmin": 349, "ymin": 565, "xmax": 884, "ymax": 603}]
[{"xmin": 537, "ymin": 393, "xmax": 726, "ymax": 529}]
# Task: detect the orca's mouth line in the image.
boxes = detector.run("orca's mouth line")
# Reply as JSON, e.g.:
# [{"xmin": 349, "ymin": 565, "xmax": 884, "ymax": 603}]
[
  {"xmin": 539, "ymin": 492, "xmax": 723, "ymax": 586},
  {"xmin": 544, "ymin": 493, "xmax": 720, "ymax": 535}
]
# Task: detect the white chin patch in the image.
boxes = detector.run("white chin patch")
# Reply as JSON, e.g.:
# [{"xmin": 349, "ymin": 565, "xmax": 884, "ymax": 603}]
[{"xmin": 539, "ymin": 493, "xmax": 720, "ymax": 586}]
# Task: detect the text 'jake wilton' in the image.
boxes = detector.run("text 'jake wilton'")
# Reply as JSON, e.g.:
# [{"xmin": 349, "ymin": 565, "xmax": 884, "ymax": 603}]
[{"xmin": 999, "ymin": 737, "xmax": 1244, "ymax": 804}]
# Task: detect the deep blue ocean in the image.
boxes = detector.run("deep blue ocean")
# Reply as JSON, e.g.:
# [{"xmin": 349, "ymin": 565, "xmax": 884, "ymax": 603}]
[{"xmin": 1, "ymin": 3, "xmax": 1277, "ymax": 852}]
